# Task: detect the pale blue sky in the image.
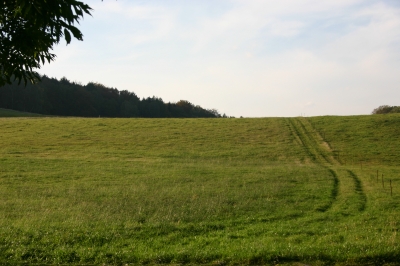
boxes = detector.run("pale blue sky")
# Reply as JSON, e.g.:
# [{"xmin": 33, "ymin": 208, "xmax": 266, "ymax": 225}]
[{"xmin": 40, "ymin": 0, "xmax": 400, "ymax": 117}]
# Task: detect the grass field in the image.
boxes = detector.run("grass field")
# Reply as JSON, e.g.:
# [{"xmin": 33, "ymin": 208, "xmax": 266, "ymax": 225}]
[{"xmin": 0, "ymin": 115, "xmax": 399, "ymax": 265}]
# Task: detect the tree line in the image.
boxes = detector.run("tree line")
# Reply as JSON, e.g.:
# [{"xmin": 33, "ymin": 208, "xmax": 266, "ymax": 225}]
[
  {"xmin": 372, "ymin": 105, "xmax": 400, "ymax": 115},
  {"xmin": 0, "ymin": 75, "xmax": 224, "ymax": 118}
]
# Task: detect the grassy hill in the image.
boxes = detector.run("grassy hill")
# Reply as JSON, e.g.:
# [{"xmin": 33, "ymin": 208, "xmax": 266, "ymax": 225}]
[
  {"xmin": 0, "ymin": 108, "xmax": 44, "ymax": 117},
  {"xmin": 0, "ymin": 115, "xmax": 399, "ymax": 264}
]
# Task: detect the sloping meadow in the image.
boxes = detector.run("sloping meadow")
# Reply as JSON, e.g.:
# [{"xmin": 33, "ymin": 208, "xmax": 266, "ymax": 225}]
[{"xmin": 0, "ymin": 116, "xmax": 398, "ymax": 264}]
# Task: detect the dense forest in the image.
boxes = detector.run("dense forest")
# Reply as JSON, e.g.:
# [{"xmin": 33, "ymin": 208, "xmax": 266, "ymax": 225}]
[{"xmin": 0, "ymin": 76, "xmax": 224, "ymax": 118}]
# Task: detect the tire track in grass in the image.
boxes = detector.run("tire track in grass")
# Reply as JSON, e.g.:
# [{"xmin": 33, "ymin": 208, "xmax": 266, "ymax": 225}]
[
  {"xmin": 315, "ymin": 168, "xmax": 339, "ymax": 212},
  {"xmin": 347, "ymin": 170, "xmax": 367, "ymax": 212},
  {"xmin": 287, "ymin": 118, "xmax": 317, "ymax": 163},
  {"xmin": 287, "ymin": 118, "xmax": 339, "ymax": 212},
  {"xmin": 295, "ymin": 118, "xmax": 336, "ymax": 164},
  {"xmin": 287, "ymin": 118, "xmax": 367, "ymax": 214},
  {"xmin": 300, "ymin": 118, "xmax": 367, "ymax": 213}
]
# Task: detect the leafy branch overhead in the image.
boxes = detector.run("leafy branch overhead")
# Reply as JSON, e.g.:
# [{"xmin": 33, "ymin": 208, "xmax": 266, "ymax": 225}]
[{"xmin": 0, "ymin": 0, "xmax": 92, "ymax": 86}]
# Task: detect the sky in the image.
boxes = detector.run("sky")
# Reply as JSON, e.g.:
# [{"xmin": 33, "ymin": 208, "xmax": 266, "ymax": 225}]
[{"xmin": 40, "ymin": 0, "xmax": 400, "ymax": 117}]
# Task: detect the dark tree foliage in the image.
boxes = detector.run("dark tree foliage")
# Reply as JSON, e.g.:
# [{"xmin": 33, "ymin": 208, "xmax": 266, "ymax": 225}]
[
  {"xmin": 0, "ymin": 0, "xmax": 92, "ymax": 86},
  {"xmin": 0, "ymin": 75, "xmax": 222, "ymax": 118},
  {"xmin": 372, "ymin": 105, "xmax": 400, "ymax": 114}
]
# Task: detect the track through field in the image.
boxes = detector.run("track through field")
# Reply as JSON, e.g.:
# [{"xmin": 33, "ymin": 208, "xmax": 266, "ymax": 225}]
[{"xmin": 287, "ymin": 117, "xmax": 367, "ymax": 215}]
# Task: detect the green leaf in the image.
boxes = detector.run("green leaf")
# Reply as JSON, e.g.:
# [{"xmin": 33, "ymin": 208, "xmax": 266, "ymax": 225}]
[
  {"xmin": 64, "ymin": 28, "xmax": 71, "ymax": 44},
  {"xmin": 68, "ymin": 25, "xmax": 83, "ymax": 40},
  {"xmin": 22, "ymin": 2, "xmax": 31, "ymax": 17}
]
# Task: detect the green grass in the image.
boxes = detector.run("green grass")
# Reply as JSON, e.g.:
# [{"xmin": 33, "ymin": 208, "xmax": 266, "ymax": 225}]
[
  {"xmin": 0, "ymin": 116, "xmax": 399, "ymax": 265},
  {"xmin": 308, "ymin": 115, "xmax": 400, "ymax": 166}
]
